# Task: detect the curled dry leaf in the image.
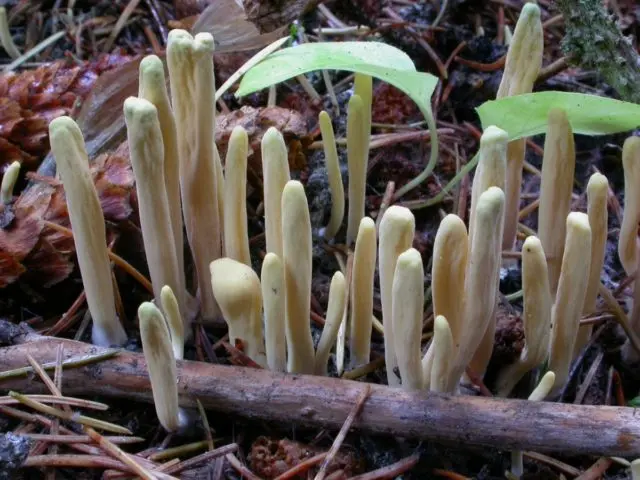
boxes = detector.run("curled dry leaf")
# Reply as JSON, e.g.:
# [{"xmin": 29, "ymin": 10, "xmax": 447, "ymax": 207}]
[
  {"xmin": 0, "ymin": 53, "xmax": 134, "ymax": 178},
  {"xmin": 0, "ymin": 153, "xmax": 134, "ymax": 288},
  {"xmin": 216, "ymin": 105, "xmax": 311, "ymax": 171},
  {"xmin": 248, "ymin": 436, "xmax": 363, "ymax": 479}
]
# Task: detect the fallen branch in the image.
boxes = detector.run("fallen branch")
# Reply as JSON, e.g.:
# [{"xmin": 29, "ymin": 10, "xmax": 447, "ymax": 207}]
[{"xmin": 1, "ymin": 326, "xmax": 640, "ymax": 457}]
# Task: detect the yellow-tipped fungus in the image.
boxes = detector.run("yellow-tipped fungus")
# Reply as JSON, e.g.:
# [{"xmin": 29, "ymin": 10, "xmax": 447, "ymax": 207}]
[
  {"xmin": 49, "ymin": 116, "xmax": 126, "ymax": 347},
  {"xmin": 262, "ymin": 127, "xmax": 291, "ymax": 257},
  {"xmin": 139, "ymin": 301, "xmax": 183, "ymax": 432},
  {"xmin": 160, "ymin": 285, "xmax": 185, "ymax": 361},
  {"xmin": 349, "ymin": 217, "xmax": 377, "ymax": 369},
  {"xmin": 282, "ymin": 180, "xmax": 315, "ymax": 374},
  {"xmin": 346, "ymin": 94, "xmax": 367, "ymax": 246},
  {"xmin": 0, "ymin": 160, "xmax": 20, "ymax": 204},
  {"xmin": 549, "ymin": 212, "xmax": 592, "ymax": 390},
  {"xmin": 392, "ymin": 247, "xmax": 424, "ymax": 390},
  {"xmin": 319, "ymin": 111, "xmax": 344, "ymax": 240},
  {"xmin": 124, "ymin": 97, "xmax": 183, "ymax": 326},
  {"xmin": 619, "ymin": 136, "xmax": 640, "ymax": 276},
  {"xmin": 315, "ymin": 271, "xmax": 348, "ymax": 375},
  {"xmin": 261, "ymin": 252, "xmax": 286, "ymax": 372},
  {"xmin": 379, "ymin": 206, "xmax": 415, "ymax": 386},
  {"xmin": 574, "ymin": 172, "xmax": 609, "ymax": 358},
  {"xmin": 538, "ymin": 108, "xmax": 576, "ymax": 295},
  {"xmin": 498, "ymin": 3, "xmax": 543, "ymax": 252},
  {"xmin": 495, "ymin": 236, "xmax": 551, "ymax": 397},
  {"xmin": 166, "ymin": 30, "xmax": 223, "ymax": 321},
  {"xmin": 210, "ymin": 257, "xmax": 267, "ymax": 368},
  {"xmin": 422, "ymin": 214, "xmax": 468, "ymax": 389},
  {"xmin": 223, "ymin": 126, "xmax": 251, "ymax": 266},
  {"xmin": 451, "ymin": 187, "xmax": 505, "ymax": 387},
  {"xmin": 430, "ymin": 315, "xmax": 455, "ymax": 393},
  {"xmin": 138, "ymin": 55, "xmax": 186, "ymax": 308}
]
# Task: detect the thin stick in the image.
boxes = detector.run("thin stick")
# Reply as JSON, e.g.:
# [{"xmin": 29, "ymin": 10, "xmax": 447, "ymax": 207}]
[
  {"xmin": 314, "ymin": 385, "xmax": 371, "ymax": 480},
  {"xmin": 350, "ymin": 453, "xmax": 420, "ymax": 480}
]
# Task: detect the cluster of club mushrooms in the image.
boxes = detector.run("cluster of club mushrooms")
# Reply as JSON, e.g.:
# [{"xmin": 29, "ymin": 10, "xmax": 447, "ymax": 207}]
[{"xmin": 2, "ymin": 4, "xmax": 639, "ymax": 475}]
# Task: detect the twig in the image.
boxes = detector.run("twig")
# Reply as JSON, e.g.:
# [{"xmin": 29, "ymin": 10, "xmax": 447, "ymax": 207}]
[
  {"xmin": 0, "ymin": 349, "xmax": 119, "ymax": 380},
  {"xmin": 274, "ymin": 453, "xmax": 327, "ymax": 480},
  {"xmin": 315, "ymin": 385, "xmax": 371, "ymax": 480},
  {"xmin": 350, "ymin": 453, "xmax": 420, "ymax": 479}
]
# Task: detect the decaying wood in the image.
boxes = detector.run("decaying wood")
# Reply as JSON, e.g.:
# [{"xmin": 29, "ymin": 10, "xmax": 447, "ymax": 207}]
[{"xmin": 1, "ymin": 327, "xmax": 639, "ymax": 457}]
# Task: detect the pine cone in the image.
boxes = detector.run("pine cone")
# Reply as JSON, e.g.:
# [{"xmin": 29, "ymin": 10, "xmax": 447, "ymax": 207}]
[
  {"xmin": 0, "ymin": 152, "xmax": 134, "ymax": 288},
  {"xmin": 0, "ymin": 53, "xmax": 134, "ymax": 177}
]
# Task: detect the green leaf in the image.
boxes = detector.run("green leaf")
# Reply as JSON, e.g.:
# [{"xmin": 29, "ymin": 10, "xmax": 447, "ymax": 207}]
[
  {"xmin": 628, "ymin": 396, "xmax": 640, "ymax": 408},
  {"xmin": 477, "ymin": 91, "xmax": 640, "ymax": 140},
  {"xmin": 235, "ymin": 41, "xmax": 438, "ymax": 123}
]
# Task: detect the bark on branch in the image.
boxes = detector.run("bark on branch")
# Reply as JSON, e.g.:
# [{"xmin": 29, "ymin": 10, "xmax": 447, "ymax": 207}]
[{"xmin": 1, "ymin": 328, "xmax": 639, "ymax": 457}]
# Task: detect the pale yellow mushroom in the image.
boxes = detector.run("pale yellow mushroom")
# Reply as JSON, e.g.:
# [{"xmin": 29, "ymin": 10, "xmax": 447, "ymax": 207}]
[
  {"xmin": 210, "ymin": 258, "xmax": 267, "ymax": 368},
  {"xmin": 166, "ymin": 30, "xmax": 223, "ymax": 321},
  {"xmin": 160, "ymin": 285, "xmax": 185, "ymax": 361},
  {"xmin": 498, "ymin": 3, "xmax": 544, "ymax": 252},
  {"xmin": 379, "ymin": 206, "xmax": 415, "ymax": 386},
  {"xmin": 223, "ymin": 126, "xmax": 251, "ymax": 266},
  {"xmin": 632, "ymin": 459, "xmax": 640, "ymax": 480},
  {"xmin": 429, "ymin": 315, "xmax": 455, "ymax": 393},
  {"xmin": 574, "ymin": 173, "xmax": 609, "ymax": 358},
  {"xmin": 282, "ymin": 180, "xmax": 315, "ymax": 374},
  {"xmin": 354, "ymin": 73, "xmax": 372, "ymax": 155},
  {"xmin": 619, "ymin": 136, "xmax": 640, "ymax": 276},
  {"xmin": 422, "ymin": 214, "xmax": 468, "ymax": 389},
  {"xmin": 139, "ymin": 302, "xmax": 184, "ymax": 432},
  {"xmin": 450, "ymin": 187, "xmax": 505, "ymax": 388},
  {"xmin": 124, "ymin": 97, "xmax": 183, "ymax": 330},
  {"xmin": 138, "ymin": 55, "xmax": 186, "ymax": 309},
  {"xmin": 0, "ymin": 160, "xmax": 20, "ymax": 204},
  {"xmin": 349, "ymin": 217, "xmax": 376, "ymax": 368},
  {"xmin": 346, "ymin": 94, "xmax": 367, "ymax": 246},
  {"xmin": 468, "ymin": 125, "xmax": 508, "ymax": 238},
  {"xmin": 549, "ymin": 212, "xmax": 592, "ymax": 390},
  {"xmin": 262, "ymin": 127, "xmax": 291, "ymax": 257},
  {"xmin": 49, "ymin": 117, "xmax": 126, "ymax": 347},
  {"xmin": 392, "ymin": 248, "xmax": 424, "ymax": 390},
  {"xmin": 318, "ymin": 111, "xmax": 344, "ymax": 240},
  {"xmin": 0, "ymin": 7, "xmax": 21, "ymax": 60},
  {"xmin": 315, "ymin": 271, "xmax": 348, "ymax": 375},
  {"xmin": 495, "ymin": 236, "xmax": 551, "ymax": 397},
  {"xmin": 261, "ymin": 252, "xmax": 286, "ymax": 372},
  {"xmin": 538, "ymin": 108, "xmax": 576, "ymax": 296}
]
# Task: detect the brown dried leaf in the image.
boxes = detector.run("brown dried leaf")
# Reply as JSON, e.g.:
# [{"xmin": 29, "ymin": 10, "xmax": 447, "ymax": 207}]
[{"xmin": 0, "ymin": 250, "xmax": 25, "ymax": 288}]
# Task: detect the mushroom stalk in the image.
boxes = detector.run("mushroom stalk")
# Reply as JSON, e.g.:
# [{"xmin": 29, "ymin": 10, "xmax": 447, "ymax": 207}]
[
  {"xmin": 210, "ymin": 258, "xmax": 267, "ymax": 368},
  {"xmin": 422, "ymin": 214, "xmax": 468, "ymax": 388},
  {"xmin": 548, "ymin": 212, "xmax": 592, "ymax": 390},
  {"xmin": 223, "ymin": 126, "xmax": 251, "ymax": 266},
  {"xmin": 349, "ymin": 217, "xmax": 376, "ymax": 369},
  {"xmin": 261, "ymin": 253, "xmax": 286, "ymax": 372},
  {"xmin": 538, "ymin": 108, "xmax": 576, "ymax": 296},
  {"xmin": 138, "ymin": 55, "xmax": 186, "ymax": 309},
  {"xmin": 392, "ymin": 248, "xmax": 424, "ymax": 390},
  {"xmin": 166, "ymin": 30, "xmax": 223, "ymax": 321},
  {"xmin": 123, "ymin": 97, "xmax": 183, "ymax": 325},
  {"xmin": 160, "ymin": 285, "xmax": 185, "ymax": 361},
  {"xmin": 48, "ymin": 116, "xmax": 126, "ymax": 347},
  {"xmin": 282, "ymin": 180, "xmax": 315, "ymax": 374},
  {"xmin": 1, "ymin": 160, "xmax": 20, "ymax": 204},
  {"xmin": 379, "ymin": 206, "xmax": 415, "ymax": 386},
  {"xmin": 262, "ymin": 127, "xmax": 291, "ymax": 257},
  {"xmin": 495, "ymin": 236, "xmax": 551, "ymax": 397},
  {"xmin": 315, "ymin": 271, "xmax": 348, "ymax": 375},
  {"xmin": 430, "ymin": 315, "xmax": 455, "ymax": 393},
  {"xmin": 574, "ymin": 173, "xmax": 609, "ymax": 358},
  {"xmin": 450, "ymin": 187, "xmax": 505, "ymax": 388},
  {"xmin": 319, "ymin": 111, "xmax": 344, "ymax": 240},
  {"xmin": 346, "ymin": 94, "xmax": 367, "ymax": 246},
  {"xmin": 619, "ymin": 136, "xmax": 640, "ymax": 276},
  {"xmin": 498, "ymin": 3, "xmax": 544, "ymax": 253},
  {"xmin": 138, "ymin": 302, "xmax": 184, "ymax": 432}
]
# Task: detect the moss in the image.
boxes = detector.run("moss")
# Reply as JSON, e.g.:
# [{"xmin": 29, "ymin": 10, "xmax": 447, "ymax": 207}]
[{"xmin": 557, "ymin": 0, "xmax": 640, "ymax": 103}]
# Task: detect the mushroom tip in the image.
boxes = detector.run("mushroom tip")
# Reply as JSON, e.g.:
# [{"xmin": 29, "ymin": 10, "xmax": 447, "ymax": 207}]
[
  {"xmin": 48, "ymin": 115, "xmax": 78, "ymax": 137},
  {"xmin": 566, "ymin": 211, "xmax": 590, "ymax": 232},
  {"xmin": 481, "ymin": 125, "xmax": 508, "ymax": 143}
]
